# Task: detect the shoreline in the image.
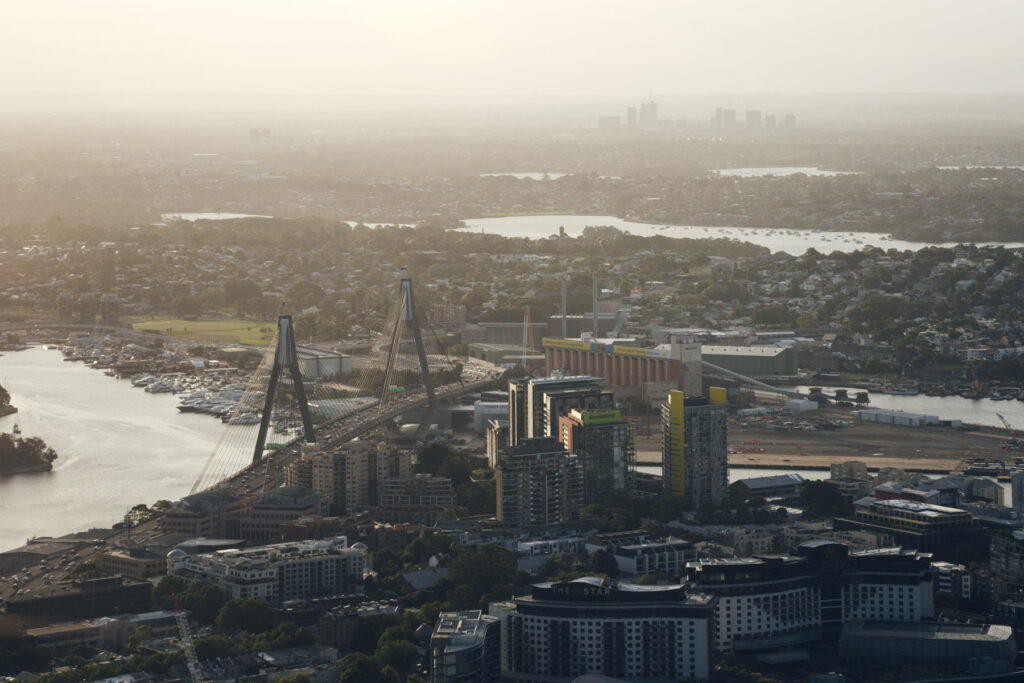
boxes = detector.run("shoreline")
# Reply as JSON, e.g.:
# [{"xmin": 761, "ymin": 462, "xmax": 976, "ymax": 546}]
[{"xmin": 0, "ymin": 461, "xmax": 54, "ymax": 476}]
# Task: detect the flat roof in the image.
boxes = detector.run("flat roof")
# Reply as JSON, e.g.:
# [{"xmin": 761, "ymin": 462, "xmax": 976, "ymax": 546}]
[
  {"xmin": 866, "ymin": 498, "xmax": 966, "ymax": 516},
  {"xmin": 702, "ymin": 345, "xmax": 790, "ymax": 357},
  {"xmin": 843, "ymin": 620, "xmax": 1013, "ymax": 642}
]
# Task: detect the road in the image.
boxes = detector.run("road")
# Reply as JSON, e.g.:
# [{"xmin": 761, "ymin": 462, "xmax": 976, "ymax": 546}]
[{"xmin": 0, "ymin": 359, "xmax": 504, "ymax": 609}]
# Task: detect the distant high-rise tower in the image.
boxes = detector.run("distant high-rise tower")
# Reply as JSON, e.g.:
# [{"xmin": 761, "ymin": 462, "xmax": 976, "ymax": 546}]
[
  {"xmin": 746, "ymin": 110, "xmax": 762, "ymax": 130},
  {"xmin": 626, "ymin": 106, "xmax": 638, "ymax": 128},
  {"xmin": 783, "ymin": 114, "xmax": 797, "ymax": 129},
  {"xmin": 764, "ymin": 114, "xmax": 777, "ymax": 132},
  {"xmin": 662, "ymin": 388, "xmax": 728, "ymax": 505},
  {"xmin": 639, "ymin": 100, "xmax": 658, "ymax": 129}
]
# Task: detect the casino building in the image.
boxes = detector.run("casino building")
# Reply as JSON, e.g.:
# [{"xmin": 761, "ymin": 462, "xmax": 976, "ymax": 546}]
[
  {"xmin": 491, "ymin": 577, "xmax": 714, "ymax": 682},
  {"xmin": 685, "ymin": 540, "xmax": 935, "ymax": 653}
]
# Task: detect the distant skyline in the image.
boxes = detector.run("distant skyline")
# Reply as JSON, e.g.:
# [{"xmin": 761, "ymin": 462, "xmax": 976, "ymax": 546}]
[{"xmin": 4, "ymin": 0, "xmax": 1024, "ymax": 112}]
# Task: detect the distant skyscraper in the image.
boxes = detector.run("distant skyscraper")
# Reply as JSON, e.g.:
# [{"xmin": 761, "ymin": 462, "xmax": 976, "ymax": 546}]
[
  {"xmin": 496, "ymin": 437, "xmax": 581, "ymax": 527},
  {"xmin": 764, "ymin": 114, "xmax": 777, "ymax": 131},
  {"xmin": 558, "ymin": 408, "xmax": 636, "ymax": 503},
  {"xmin": 626, "ymin": 106, "xmax": 638, "ymax": 128},
  {"xmin": 746, "ymin": 110, "xmax": 762, "ymax": 130},
  {"xmin": 716, "ymin": 108, "xmax": 736, "ymax": 130},
  {"xmin": 639, "ymin": 100, "xmax": 658, "ymax": 129},
  {"xmin": 662, "ymin": 388, "xmax": 728, "ymax": 505},
  {"xmin": 783, "ymin": 113, "xmax": 797, "ymax": 129}
]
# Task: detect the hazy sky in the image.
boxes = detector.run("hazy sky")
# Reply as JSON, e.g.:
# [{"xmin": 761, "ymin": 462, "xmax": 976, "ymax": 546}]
[{"xmin": 4, "ymin": 0, "xmax": 1024, "ymax": 110}]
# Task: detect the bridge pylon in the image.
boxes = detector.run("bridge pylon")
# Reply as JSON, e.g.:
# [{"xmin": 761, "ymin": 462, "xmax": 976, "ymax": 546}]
[
  {"xmin": 382, "ymin": 277, "xmax": 437, "ymax": 411},
  {"xmin": 252, "ymin": 315, "xmax": 315, "ymax": 464}
]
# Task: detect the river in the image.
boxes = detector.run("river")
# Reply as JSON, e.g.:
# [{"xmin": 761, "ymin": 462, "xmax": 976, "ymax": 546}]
[
  {"xmin": 794, "ymin": 385, "xmax": 1023, "ymax": 431},
  {"xmin": 455, "ymin": 215, "xmax": 1024, "ymax": 255},
  {"xmin": 0, "ymin": 347, "xmax": 245, "ymax": 552}
]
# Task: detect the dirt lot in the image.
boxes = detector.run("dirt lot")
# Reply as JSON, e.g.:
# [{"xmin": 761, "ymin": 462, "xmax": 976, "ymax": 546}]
[{"xmin": 635, "ymin": 408, "xmax": 1012, "ymax": 473}]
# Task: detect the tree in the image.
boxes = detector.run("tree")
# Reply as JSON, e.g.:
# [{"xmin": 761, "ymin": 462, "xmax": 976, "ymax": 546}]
[
  {"xmin": 797, "ymin": 481, "xmax": 849, "ymax": 518},
  {"xmin": 448, "ymin": 544, "xmax": 518, "ymax": 599},
  {"xmin": 216, "ymin": 598, "xmax": 277, "ymax": 633},
  {"xmin": 375, "ymin": 639, "xmax": 417, "ymax": 670},
  {"xmin": 339, "ymin": 652, "xmax": 384, "ymax": 682},
  {"xmin": 588, "ymin": 549, "xmax": 619, "ymax": 578},
  {"xmin": 274, "ymin": 675, "xmax": 311, "ymax": 683}
]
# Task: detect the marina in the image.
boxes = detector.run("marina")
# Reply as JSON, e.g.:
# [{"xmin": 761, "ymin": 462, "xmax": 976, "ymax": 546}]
[{"xmin": 0, "ymin": 347, "xmax": 249, "ymax": 553}]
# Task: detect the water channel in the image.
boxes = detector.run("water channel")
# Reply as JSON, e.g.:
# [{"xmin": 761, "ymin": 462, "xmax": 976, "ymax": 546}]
[
  {"xmin": 0, "ymin": 347, "xmax": 242, "ymax": 552},
  {"xmin": 454, "ymin": 214, "xmax": 1024, "ymax": 255}
]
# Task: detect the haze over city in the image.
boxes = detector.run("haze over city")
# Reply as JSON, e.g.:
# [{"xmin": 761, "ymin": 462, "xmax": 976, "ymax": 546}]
[
  {"xmin": 4, "ymin": 1, "xmax": 1024, "ymax": 682},
  {"xmin": 4, "ymin": 0, "xmax": 1024, "ymax": 114}
]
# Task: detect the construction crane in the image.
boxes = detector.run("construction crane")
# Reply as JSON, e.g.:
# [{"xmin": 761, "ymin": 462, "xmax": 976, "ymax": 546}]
[
  {"xmin": 521, "ymin": 305, "xmax": 533, "ymax": 367},
  {"xmin": 996, "ymin": 413, "xmax": 1022, "ymax": 451}
]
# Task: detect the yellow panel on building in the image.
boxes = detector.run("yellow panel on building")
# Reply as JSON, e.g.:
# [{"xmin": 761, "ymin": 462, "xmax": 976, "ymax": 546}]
[
  {"xmin": 542, "ymin": 338, "xmax": 593, "ymax": 352},
  {"xmin": 666, "ymin": 390, "xmax": 686, "ymax": 496}
]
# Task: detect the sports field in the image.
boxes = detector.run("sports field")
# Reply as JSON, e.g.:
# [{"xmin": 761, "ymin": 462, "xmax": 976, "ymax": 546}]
[{"xmin": 128, "ymin": 317, "xmax": 275, "ymax": 345}]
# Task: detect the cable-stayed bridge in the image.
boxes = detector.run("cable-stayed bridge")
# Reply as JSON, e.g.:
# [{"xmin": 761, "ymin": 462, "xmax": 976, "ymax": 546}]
[{"xmin": 189, "ymin": 276, "xmax": 503, "ymax": 494}]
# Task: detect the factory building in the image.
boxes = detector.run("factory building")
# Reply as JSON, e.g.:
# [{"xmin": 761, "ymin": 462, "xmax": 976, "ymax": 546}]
[
  {"xmin": 701, "ymin": 345, "xmax": 798, "ymax": 379},
  {"xmin": 543, "ymin": 336, "xmax": 701, "ymax": 396}
]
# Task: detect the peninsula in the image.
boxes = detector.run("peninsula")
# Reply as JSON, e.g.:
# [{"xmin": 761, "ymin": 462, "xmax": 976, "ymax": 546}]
[{"xmin": 0, "ymin": 434, "xmax": 58, "ymax": 475}]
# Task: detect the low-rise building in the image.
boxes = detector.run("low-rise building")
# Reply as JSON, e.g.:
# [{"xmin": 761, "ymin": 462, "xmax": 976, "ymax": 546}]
[
  {"xmin": 97, "ymin": 546, "xmax": 167, "ymax": 579},
  {"xmin": 169, "ymin": 536, "xmax": 365, "ymax": 603},
  {"xmin": 429, "ymin": 610, "xmax": 501, "ymax": 683},
  {"xmin": 730, "ymin": 473, "xmax": 805, "ymax": 501},
  {"xmin": 240, "ymin": 486, "xmax": 327, "ymax": 544},
  {"xmin": 613, "ymin": 539, "xmax": 696, "ymax": 577},
  {"xmin": 4, "ymin": 576, "xmax": 153, "ymax": 626},
  {"xmin": 161, "ymin": 488, "xmax": 253, "ymax": 538},
  {"xmin": 833, "ymin": 497, "xmax": 977, "ymax": 553},
  {"xmin": 839, "ymin": 621, "xmax": 1015, "ymax": 671}
]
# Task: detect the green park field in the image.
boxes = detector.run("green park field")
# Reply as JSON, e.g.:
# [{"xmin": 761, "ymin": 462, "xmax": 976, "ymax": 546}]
[{"xmin": 128, "ymin": 317, "xmax": 276, "ymax": 346}]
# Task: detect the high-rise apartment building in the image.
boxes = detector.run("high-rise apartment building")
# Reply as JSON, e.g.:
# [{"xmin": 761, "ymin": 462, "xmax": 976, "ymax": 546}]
[
  {"xmin": 542, "ymin": 387, "xmax": 615, "ymax": 438},
  {"xmin": 496, "ymin": 437, "xmax": 581, "ymax": 527},
  {"xmin": 508, "ymin": 376, "xmax": 605, "ymax": 447},
  {"xmin": 378, "ymin": 474, "xmax": 457, "ymax": 525},
  {"xmin": 286, "ymin": 440, "xmax": 412, "ymax": 514},
  {"xmin": 662, "ymin": 388, "xmax": 728, "ymax": 505},
  {"xmin": 558, "ymin": 408, "xmax": 636, "ymax": 503}
]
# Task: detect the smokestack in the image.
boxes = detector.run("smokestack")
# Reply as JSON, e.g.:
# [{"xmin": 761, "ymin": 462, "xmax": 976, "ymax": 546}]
[
  {"xmin": 561, "ymin": 277, "xmax": 567, "ymax": 338},
  {"xmin": 592, "ymin": 274, "xmax": 599, "ymax": 337}
]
